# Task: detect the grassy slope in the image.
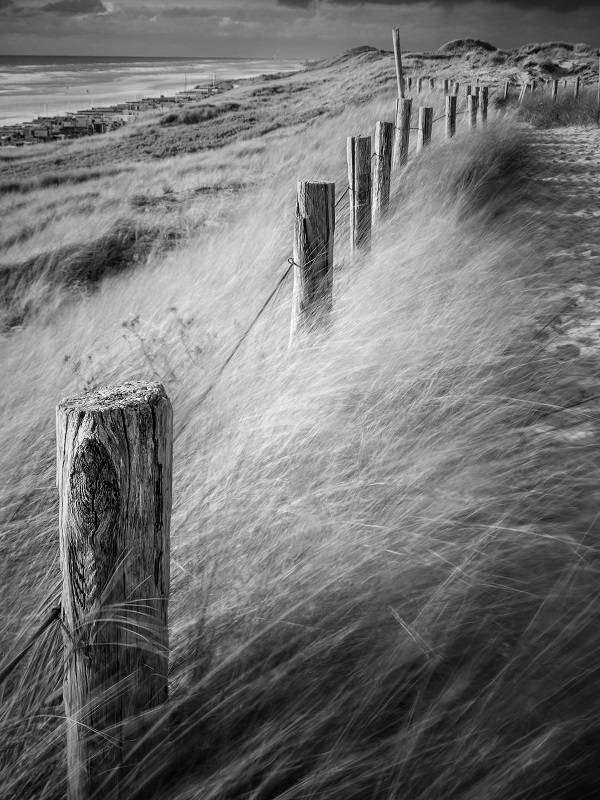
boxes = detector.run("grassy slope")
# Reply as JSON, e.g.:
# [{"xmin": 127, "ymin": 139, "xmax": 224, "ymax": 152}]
[{"xmin": 2, "ymin": 44, "xmax": 600, "ymax": 799}]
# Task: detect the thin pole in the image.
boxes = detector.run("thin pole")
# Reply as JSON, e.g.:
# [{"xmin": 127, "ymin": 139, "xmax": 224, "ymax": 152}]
[{"xmin": 392, "ymin": 28, "xmax": 405, "ymax": 99}]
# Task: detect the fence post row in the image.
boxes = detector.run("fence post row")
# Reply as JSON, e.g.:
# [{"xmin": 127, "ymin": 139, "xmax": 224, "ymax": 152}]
[
  {"xmin": 393, "ymin": 97, "xmax": 412, "ymax": 168},
  {"xmin": 445, "ymin": 95, "xmax": 457, "ymax": 139},
  {"xmin": 417, "ymin": 107, "xmax": 433, "ymax": 153},
  {"xmin": 373, "ymin": 121, "xmax": 394, "ymax": 224},
  {"xmin": 290, "ymin": 181, "xmax": 335, "ymax": 341},
  {"xmin": 57, "ymin": 381, "xmax": 172, "ymax": 800}
]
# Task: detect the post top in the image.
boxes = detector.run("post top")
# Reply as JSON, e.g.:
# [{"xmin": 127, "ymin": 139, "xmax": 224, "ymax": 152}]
[{"xmin": 58, "ymin": 381, "xmax": 168, "ymax": 413}]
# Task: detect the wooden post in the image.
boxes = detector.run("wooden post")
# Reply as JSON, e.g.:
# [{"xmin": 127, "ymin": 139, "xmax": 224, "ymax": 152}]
[
  {"xmin": 475, "ymin": 85, "xmax": 481, "ymax": 100},
  {"xmin": 290, "ymin": 181, "xmax": 335, "ymax": 340},
  {"xmin": 574, "ymin": 75, "xmax": 581, "ymax": 99},
  {"xmin": 467, "ymin": 94, "xmax": 478, "ymax": 130},
  {"xmin": 58, "ymin": 381, "xmax": 172, "ymax": 800},
  {"xmin": 480, "ymin": 86, "xmax": 489, "ymax": 125},
  {"xmin": 443, "ymin": 78, "xmax": 450, "ymax": 95},
  {"xmin": 453, "ymin": 81, "xmax": 460, "ymax": 96},
  {"xmin": 503, "ymin": 80, "xmax": 510, "ymax": 101},
  {"xmin": 417, "ymin": 77, "xmax": 423, "ymax": 93},
  {"xmin": 392, "ymin": 28, "xmax": 405, "ymax": 99},
  {"xmin": 530, "ymin": 79, "xmax": 537, "ymax": 93},
  {"xmin": 373, "ymin": 121, "xmax": 393, "ymax": 223},
  {"xmin": 393, "ymin": 97, "xmax": 412, "ymax": 168},
  {"xmin": 466, "ymin": 84, "xmax": 472, "ymax": 99},
  {"xmin": 407, "ymin": 76, "xmax": 412, "ymax": 91},
  {"xmin": 416, "ymin": 107, "xmax": 433, "ymax": 153},
  {"xmin": 429, "ymin": 77, "xmax": 435, "ymax": 91},
  {"xmin": 552, "ymin": 79, "xmax": 559, "ymax": 101},
  {"xmin": 597, "ymin": 55, "xmax": 600, "ymax": 105},
  {"xmin": 347, "ymin": 136, "xmax": 371, "ymax": 253},
  {"xmin": 445, "ymin": 95, "xmax": 457, "ymax": 139}
]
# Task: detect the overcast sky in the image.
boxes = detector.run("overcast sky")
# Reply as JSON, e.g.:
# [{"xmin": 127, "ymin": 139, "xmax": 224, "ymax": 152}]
[{"xmin": 1, "ymin": 0, "xmax": 599, "ymax": 58}]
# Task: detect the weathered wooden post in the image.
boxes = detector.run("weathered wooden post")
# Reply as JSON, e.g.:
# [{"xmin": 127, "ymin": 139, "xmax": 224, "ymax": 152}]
[
  {"xmin": 443, "ymin": 78, "xmax": 450, "ymax": 95},
  {"xmin": 452, "ymin": 81, "xmax": 460, "ymax": 96},
  {"xmin": 58, "ymin": 381, "xmax": 172, "ymax": 800},
  {"xmin": 290, "ymin": 181, "xmax": 335, "ymax": 340},
  {"xmin": 467, "ymin": 94, "xmax": 478, "ymax": 130},
  {"xmin": 373, "ymin": 121, "xmax": 393, "ymax": 223},
  {"xmin": 429, "ymin": 77, "xmax": 435, "ymax": 91},
  {"xmin": 552, "ymin": 79, "xmax": 559, "ymax": 101},
  {"xmin": 466, "ymin": 84, "xmax": 472, "ymax": 100},
  {"xmin": 574, "ymin": 75, "xmax": 581, "ymax": 99},
  {"xmin": 392, "ymin": 27, "xmax": 405, "ymax": 99},
  {"xmin": 347, "ymin": 136, "xmax": 371, "ymax": 253},
  {"xmin": 445, "ymin": 95, "xmax": 457, "ymax": 139},
  {"xmin": 475, "ymin": 85, "xmax": 481, "ymax": 100},
  {"xmin": 407, "ymin": 76, "xmax": 412, "ymax": 91},
  {"xmin": 393, "ymin": 97, "xmax": 412, "ymax": 168},
  {"xmin": 416, "ymin": 107, "xmax": 433, "ymax": 153},
  {"xmin": 417, "ymin": 77, "xmax": 423, "ymax": 93},
  {"xmin": 480, "ymin": 86, "xmax": 489, "ymax": 125}
]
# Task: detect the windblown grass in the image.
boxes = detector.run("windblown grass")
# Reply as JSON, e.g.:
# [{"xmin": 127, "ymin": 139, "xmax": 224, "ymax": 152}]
[
  {"xmin": 1, "ymin": 63, "xmax": 600, "ymax": 800},
  {"xmin": 517, "ymin": 89, "xmax": 600, "ymax": 128}
]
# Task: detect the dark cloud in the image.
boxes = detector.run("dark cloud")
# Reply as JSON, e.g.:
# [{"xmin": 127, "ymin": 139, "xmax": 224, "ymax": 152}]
[
  {"xmin": 278, "ymin": 0, "xmax": 600, "ymax": 10},
  {"xmin": 39, "ymin": 0, "xmax": 108, "ymax": 15}
]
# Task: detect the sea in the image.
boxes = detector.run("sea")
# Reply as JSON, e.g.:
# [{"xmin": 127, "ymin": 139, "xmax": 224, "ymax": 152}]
[{"xmin": 0, "ymin": 55, "xmax": 304, "ymax": 126}]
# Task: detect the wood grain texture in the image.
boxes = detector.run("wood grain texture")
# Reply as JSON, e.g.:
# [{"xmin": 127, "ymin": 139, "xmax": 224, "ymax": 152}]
[
  {"xmin": 372, "ymin": 121, "xmax": 393, "ymax": 224},
  {"xmin": 416, "ymin": 107, "xmax": 433, "ymax": 154},
  {"xmin": 57, "ymin": 381, "xmax": 172, "ymax": 800},
  {"xmin": 290, "ymin": 181, "xmax": 335, "ymax": 341},
  {"xmin": 393, "ymin": 98, "xmax": 412, "ymax": 169},
  {"xmin": 347, "ymin": 135, "xmax": 372, "ymax": 253},
  {"xmin": 445, "ymin": 95, "xmax": 457, "ymax": 140}
]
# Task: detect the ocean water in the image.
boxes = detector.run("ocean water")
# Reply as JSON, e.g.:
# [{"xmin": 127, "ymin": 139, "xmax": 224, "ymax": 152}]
[{"xmin": 0, "ymin": 55, "xmax": 303, "ymax": 126}]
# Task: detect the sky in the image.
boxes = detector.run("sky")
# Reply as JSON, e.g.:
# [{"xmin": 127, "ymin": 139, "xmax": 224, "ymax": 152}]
[{"xmin": 1, "ymin": 0, "xmax": 599, "ymax": 59}]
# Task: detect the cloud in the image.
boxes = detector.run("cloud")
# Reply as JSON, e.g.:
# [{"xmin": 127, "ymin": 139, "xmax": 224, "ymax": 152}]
[
  {"xmin": 39, "ymin": 0, "xmax": 109, "ymax": 15},
  {"xmin": 278, "ymin": 0, "xmax": 600, "ymax": 10}
]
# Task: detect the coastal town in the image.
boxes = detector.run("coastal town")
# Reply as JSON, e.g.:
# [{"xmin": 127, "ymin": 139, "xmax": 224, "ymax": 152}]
[{"xmin": 0, "ymin": 81, "xmax": 229, "ymax": 147}]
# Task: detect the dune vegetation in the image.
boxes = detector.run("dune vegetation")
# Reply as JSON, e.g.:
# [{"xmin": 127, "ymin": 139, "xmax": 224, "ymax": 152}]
[{"xmin": 2, "ymin": 43, "xmax": 600, "ymax": 799}]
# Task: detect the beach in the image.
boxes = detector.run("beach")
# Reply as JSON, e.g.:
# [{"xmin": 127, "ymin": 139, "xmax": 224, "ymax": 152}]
[{"xmin": 0, "ymin": 55, "xmax": 303, "ymax": 126}]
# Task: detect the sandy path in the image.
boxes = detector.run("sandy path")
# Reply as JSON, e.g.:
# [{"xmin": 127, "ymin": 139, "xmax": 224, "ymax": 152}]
[{"xmin": 519, "ymin": 126, "xmax": 600, "ymax": 477}]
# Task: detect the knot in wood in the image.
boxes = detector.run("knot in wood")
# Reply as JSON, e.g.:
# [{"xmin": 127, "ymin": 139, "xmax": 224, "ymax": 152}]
[{"xmin": 70, "ymin": 438, "xmax": 120, "ymax": 543}]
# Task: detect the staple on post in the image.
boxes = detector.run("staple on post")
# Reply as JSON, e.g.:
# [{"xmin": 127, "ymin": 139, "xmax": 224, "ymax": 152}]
[
  {"xmin": 393, "ymin": 97, "xmax": 412, "ymax": 169},
  {"xmin": 347, "ymin": 136, "xmax": 372, "ymax": 253},
  {"xmin": 373, "ymin": 121, "xmax": 394, "ymax": 224},
  {"xmin": 58, "ymin": 381, "xmax": 172, "ymax": 800},
  {"xmin": 290, "ymin": 181, "xmax": 335, "ymax": 341},
  {"xmin": 416, "ymin": 107, "xmax": 433, "ymax": 153}
]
